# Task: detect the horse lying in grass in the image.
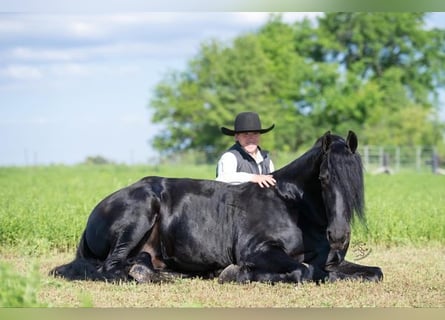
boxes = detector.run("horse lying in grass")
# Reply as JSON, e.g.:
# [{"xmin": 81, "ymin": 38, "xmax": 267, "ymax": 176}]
[{"xmin": 50, "ymin": 131, "xmax": 383, "ymax": 284}]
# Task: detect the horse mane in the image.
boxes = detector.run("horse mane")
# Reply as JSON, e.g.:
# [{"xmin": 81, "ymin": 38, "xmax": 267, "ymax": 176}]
[
  {"xmin": 272, "ymin": 148, "xmax": 318, "ymax": 201},
  {"xmin": 274, "ymin": 133, "xmax": 365, "ymax": 223},
  {"xmin": 324, "ymin": 135, "xmax": 365, "ymax": 223}
]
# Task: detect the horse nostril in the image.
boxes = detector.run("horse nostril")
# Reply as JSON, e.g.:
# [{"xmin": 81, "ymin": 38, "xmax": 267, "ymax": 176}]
[
  {"xmin": 327, "ymin": 230, "xmax": 333, "ymax": 242},
  {"xmin": 327, "ymin": 229, "xmax": 350, "ymax": 249},
  {"xmin": 326, "ymin": 230, "xmax": 338, "ymax": 244}
]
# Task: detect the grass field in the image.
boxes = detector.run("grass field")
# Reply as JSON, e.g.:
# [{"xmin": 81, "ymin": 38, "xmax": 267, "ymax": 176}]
[
  {"xmin": 1, "ymin": 245, "xmax": 443, "ymax": 307},
  {"xmin": 0, "ymin": 164, "xmax": 444, "ymax": 307}
]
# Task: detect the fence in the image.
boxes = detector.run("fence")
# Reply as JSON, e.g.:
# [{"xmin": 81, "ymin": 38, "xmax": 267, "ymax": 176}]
[
  {"xmin": 164, "ymin": 146, "xmax": 444, "ymax": 175},
  {"xmin": 358, "ymin": 145, "xmax": 444, "ymax": 174}
]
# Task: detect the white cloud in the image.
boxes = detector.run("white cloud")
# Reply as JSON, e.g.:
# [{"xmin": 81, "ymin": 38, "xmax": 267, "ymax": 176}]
[
  {"xmin": 50, "ymin": 63, "xmax": 91, "ymax": 76},
  {"xmin": 1, "ymin": 12, "xmax": 321, "ymax": 71},
  {"xmin": 0, "ymin": 14, "xmax": 232, "ymax": 82},
  {"xmin": 0, "ymin": 115, "xmax": 55, "ymax": 126},
  {"xmin": 0, "ymin": 62, "xmax": 94, "ymax": 82},
  {"xmin": 0, "ymin": 65, "xmax": 43, "ymax": 80},
  {"xmin": 68, "ymin": 20, "xmax": 105, "ymax": 38},
  {"xmin": 10, "ymin": 46, "xmax": 84, "ymax": 62},
  {"xmin": 0, "ymin": 19, "xmax": 26, "ymax": 33}
]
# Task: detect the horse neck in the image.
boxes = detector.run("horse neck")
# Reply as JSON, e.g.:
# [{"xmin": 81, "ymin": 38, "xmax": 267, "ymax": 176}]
[{"xmin": 273, "ymin": 147, "xmax": 323, "ymax": 200}]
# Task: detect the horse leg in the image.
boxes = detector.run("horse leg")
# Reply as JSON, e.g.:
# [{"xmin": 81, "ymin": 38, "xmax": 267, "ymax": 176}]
[
  {"xmin": 218, "ymin": 245, "xmax": 314, "ymax": 284},
  {"xmin": 218, "ymin": 264, "xmax": 317, "ymax": 284},
  {"xmin": 50, "ymin": 231, "xmax": 107, "ymax": 281},
  {"xmin": 49, "ymin": 256, "xmax": 106, "ymax": 281},
  {"xmin": 100, "ymin": 212, "xmax": 160, "ymax": 281},
  {"xmin": 127, "ymin": 251, "xmax": 190, "ymax": 283},
  {"xmin": 140, "ymin": 219, "xmax": 166, "ymax": 270},
  {"xmin": 100, "ymin": 230, "xmax": 143, "ymax": 281},
  {"xmin": 325, "ymin": 259, "xmax": 383, "ymax": 282}
]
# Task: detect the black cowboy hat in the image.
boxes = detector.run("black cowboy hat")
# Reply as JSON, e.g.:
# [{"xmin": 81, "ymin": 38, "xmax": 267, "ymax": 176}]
[{"xmin": 221, "ymin": 111, "xmax": 275, "ymax": 136}]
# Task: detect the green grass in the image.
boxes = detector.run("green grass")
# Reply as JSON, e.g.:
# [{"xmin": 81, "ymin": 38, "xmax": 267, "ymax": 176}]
[
  {"xmin": 2, "ymin": 245, "xmax": 444, "ymax": 307},
  {"xmin": 0, "ymin": 262, "xmax": 44, "ymax": 307},
  {"xmin": 0, "ymin": 164, "xmax": 215, "ymax": 254},
  {"xmin": 356, "ymin": 172, "xmax": 445, "ymax": 246},
  {"xmin": 0, "ymin": 165, "xmax": 443, "ymax": 255}
]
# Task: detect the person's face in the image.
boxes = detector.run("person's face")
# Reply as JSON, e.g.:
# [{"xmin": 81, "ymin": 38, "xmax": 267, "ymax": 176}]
[{"xmin": 235, "ymin": 132, "xmax": 261, "ymax": 154}]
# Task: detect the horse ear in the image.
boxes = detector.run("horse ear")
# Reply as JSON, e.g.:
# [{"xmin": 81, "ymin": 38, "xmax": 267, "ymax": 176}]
[
  {"xmin": 322, "ymin": 131, "xmax": 332, "ymax": 152},
  {"xmin": 346, "ymin": 130, "xmax": 358, "ymax": 153}
]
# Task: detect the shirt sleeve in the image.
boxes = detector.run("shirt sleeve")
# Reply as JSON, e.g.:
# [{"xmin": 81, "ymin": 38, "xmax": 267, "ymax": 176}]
[
  {"xmin": 216, "ymin": 152, "xmax": 254, "ymax": 184},
  {"xmin": 270, "ymin": 159, "xmax": 275, "ymax": 172}
]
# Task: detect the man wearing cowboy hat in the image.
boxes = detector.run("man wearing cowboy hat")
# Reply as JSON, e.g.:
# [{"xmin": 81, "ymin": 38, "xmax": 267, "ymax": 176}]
[{"xmin": 216, "ymin": 111, "xmax": 276, "ymax": 188}]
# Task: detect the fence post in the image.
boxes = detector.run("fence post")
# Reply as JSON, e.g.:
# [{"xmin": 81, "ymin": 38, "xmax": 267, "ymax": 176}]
[
  {"xmin": 379, "ymin": 147, "xmax": 384, "ymax": 167},
  {"xmin": 361, "ymin": 145, "xmax": 439, "ymax": 173},
  {"xmin": 363, "ymin": 146, "xmax": 369, "ymax": 169},
  {"xmin": 395, "ymin": 146, "xmax": 400, "ymax": 172},
  {"xmin": 416, "ymin": 146, "xmax": 421, "ymax": 171},
  {"xmin": 432, "ymin": 147, "xmax": 438, "ymax": 174}
]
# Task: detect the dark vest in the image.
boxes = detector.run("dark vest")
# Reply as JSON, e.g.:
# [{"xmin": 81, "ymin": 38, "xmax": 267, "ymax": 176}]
[{"xmin": 223, "ymin": 142, "xmax": 272, "ymax": 175}]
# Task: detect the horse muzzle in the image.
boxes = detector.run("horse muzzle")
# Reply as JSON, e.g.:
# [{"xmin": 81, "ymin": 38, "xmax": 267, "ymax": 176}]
[{"xmin": 326, "ymin": 228, "xmax": 350, "ymax": 250}]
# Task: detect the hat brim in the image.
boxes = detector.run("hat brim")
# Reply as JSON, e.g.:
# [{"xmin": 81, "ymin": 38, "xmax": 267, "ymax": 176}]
[{"xmin": 221, "ymin": 124, "xmax": 275, "ymax": 136}]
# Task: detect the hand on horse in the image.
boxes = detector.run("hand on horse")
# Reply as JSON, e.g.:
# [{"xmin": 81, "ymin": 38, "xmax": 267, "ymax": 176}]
[{"xmin": 252, "ymin": 174, "xmax": 276, "ymax": 188}]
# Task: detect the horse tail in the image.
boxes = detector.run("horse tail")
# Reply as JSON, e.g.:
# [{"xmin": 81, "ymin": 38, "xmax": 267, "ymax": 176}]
[{"xmin": 49, "ymin": 231, "xmax": 106, "ymax": 281}]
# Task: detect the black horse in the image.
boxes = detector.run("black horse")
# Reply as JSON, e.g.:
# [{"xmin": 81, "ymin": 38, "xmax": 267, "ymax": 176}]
[{"xmin": 50, "ymin": 131, "xmax": 383, "ymax": 284}]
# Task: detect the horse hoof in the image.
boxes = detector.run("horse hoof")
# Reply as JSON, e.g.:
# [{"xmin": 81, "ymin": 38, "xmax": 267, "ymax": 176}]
[
  {"xmin": 302, "ymin": 264, "xmax": 314, "ymax": 282},
  {"xmin": 218, "ymin": 264, "xmax": 241, "ymax": 284},
  {"xmin": 129, "ymin": 263, "xmax": 157, "ymax": 283}
]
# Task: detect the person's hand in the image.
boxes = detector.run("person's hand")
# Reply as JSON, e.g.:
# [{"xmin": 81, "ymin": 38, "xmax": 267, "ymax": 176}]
[{"xmin": 252, "ymin": 174, "xmax": 276, "ymax": 188}]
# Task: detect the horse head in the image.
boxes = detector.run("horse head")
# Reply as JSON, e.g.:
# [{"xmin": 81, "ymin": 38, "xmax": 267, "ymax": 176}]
[{"xmin": 319, "ymin": 130, "xmax": 364, "ymax": 250}]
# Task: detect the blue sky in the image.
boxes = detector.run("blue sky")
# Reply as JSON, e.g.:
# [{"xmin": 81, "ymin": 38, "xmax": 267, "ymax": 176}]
[{"xmin": 1, "ymin": 11, "xmax": 444, "ymax": 166}]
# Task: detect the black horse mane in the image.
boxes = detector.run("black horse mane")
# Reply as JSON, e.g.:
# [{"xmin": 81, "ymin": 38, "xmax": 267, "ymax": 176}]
[
  {"xmin": 274, "ymin": 133, "xmax": 365, "ymax": 223},
  {"xmin": 321, "ymin": 135, "xmax": 365, "ymax": 223}
]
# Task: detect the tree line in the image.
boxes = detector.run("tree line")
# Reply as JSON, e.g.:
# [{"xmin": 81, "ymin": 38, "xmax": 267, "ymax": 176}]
[{"xmin": 149, "ymin": 13, "xmax": 445, "ymax": 162}]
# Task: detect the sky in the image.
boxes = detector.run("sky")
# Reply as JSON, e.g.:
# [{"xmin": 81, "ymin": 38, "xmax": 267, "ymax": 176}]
[{"xmin": 1, "ymin": 10, "xmax": 444, "ymax": 166}]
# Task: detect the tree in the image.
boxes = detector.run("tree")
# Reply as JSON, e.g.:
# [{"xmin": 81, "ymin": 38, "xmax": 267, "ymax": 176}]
[
  {"xmin": 83, "ymin": 155, "xmax": 114, "ymax": 165},
  {"xmin": 312, "ymin": 13, "xmax": 445, "ymax": 143},
  {"xmin": 149, "ymin": 13, "xmax": 445, "ymax": 162},
  {"xmin": 151, "ymin": 34, "xmax": 274, "ymax": 161}
]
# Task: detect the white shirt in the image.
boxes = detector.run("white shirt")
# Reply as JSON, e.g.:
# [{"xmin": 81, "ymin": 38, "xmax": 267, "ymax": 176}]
[{"xmin": 216, "ymin": 151, "xmax": 275, "ymax": 185}]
